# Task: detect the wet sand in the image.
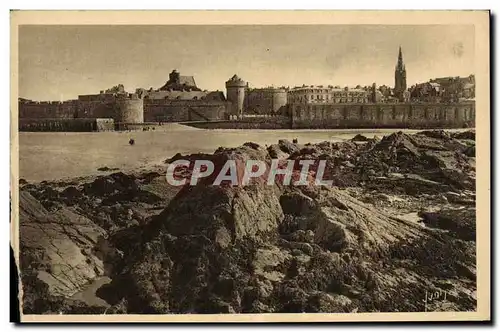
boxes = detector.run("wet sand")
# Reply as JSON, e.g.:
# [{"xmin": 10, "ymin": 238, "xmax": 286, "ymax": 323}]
[{"xmin": 19, "ymin": 124, "xmax": 467, "ymax": 182}]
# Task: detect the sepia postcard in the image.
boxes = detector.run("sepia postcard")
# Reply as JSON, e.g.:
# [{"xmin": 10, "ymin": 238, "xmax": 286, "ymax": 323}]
[{"xmin": 10, "ymin": 10, "xmax": 491, "ymax": 323}]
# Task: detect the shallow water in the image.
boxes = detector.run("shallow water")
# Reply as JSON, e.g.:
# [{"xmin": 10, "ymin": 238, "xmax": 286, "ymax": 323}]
[
  {"xmin": 18, "ymin": 124, "xmax": 462, "ymax": 182},
  {"xmin": 69, "ymin": 276, "xmax": 111, "ymax": 308}
]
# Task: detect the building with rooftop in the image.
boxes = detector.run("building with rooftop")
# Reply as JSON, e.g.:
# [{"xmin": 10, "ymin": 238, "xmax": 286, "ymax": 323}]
[
  {"xmin": 287, "ymin": 85, "xmax": 369, "ymax": 105},
  {"xmin": 159, "ymin": 69, "xmax": 201, "ymax": 92}
]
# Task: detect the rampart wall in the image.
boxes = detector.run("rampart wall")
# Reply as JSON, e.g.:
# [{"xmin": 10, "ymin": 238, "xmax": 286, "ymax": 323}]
[
  {"xmin": 290, "ymin": 101, "xmax": 475, "ymax": 129},
  {"xmin": 76, "ymin": 101, "xmax": 116, "ymax": 118},
  {"xmin": 19, "ymin": 101, "xmax": 78, "ymax": 119},
  {"xmin": 19, "ymin": 98, "xmax": 475, "ymax": 130},
  {"xmin": 144, "ymin": 100, "xmax": 230, "ymax": 122},
  {"xmin": 184, "ymin": 116, "xmax": 291, "ymax": 130},
  {"xmin": 18, "ymin": 118, "xmax": 114, "ymax": 132},
  {"xmin": 245, "ymin": 89, "xmax": 287, "ymax": 114}
]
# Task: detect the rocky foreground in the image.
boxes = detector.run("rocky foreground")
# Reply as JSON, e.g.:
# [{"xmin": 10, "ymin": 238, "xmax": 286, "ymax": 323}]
[{"xmin": 17, "ymin": 130, "xmax": 476, "ymax": 314}]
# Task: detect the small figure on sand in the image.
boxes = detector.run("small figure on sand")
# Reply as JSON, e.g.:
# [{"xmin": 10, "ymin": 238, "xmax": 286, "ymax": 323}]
[{"xmin": 129, "ymin": 138, "xmax": 135, "ymax": 146}]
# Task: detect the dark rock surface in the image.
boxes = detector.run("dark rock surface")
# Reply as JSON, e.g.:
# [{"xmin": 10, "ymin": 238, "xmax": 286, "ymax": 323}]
[
  {"xmin": 351, "ymin": 134, "xmax": 369, "ymax": 142},
  {"xmin": 17, "ymin": 130, "xmax": 477, "ymax": 314}
]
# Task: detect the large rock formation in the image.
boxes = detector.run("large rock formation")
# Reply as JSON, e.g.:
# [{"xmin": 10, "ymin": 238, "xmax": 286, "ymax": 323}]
[
  {"xmin": 17, "ymin": 130, "xmax": 477, "ymax": 314},
  {"xmin": 19, "ymin": 190, "xmax": 107, "ymax": 313}
]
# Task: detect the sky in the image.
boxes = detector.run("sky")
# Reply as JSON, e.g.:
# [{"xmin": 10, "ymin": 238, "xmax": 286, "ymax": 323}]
[{"xmin": 18, "ymin": 25, "xmax": 475, "ymax": 101}]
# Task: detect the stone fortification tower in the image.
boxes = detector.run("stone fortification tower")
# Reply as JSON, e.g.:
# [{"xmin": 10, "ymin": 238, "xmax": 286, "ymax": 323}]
[
  {"xmin": 271, "ymin": 88, "xmax": 288, "ymax": 113},
  {"xmin": 225, "ymin": 74, "xmax": 247, "ymax": 118},
  {"xmin": 115, "ymin": 94, "xmax": 144, "ymax": 124}
]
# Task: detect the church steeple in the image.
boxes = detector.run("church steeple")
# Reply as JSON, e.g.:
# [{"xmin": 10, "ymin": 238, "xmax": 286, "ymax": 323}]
[
  {"xmin": 394, "ymin": 46, "xmax": 407, "ymax": 101},
  {"xmin": 397, "ymin": 46, "xmax": 404, "ymax": 69}
]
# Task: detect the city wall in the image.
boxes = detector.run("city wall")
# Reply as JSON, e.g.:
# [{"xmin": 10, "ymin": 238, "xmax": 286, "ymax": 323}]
[
  {"xmin": 144, "ymin": 100, "xmax": 230, "ymax": 122},
  {"xmin": 290, "ymin": 101, "xmax": 475, "ymax": 129},
  {"xmin": 185, "ymin": 115, "xmax": 291, "ymax": 130},
  {"xmin": 19, "ymin": 98, "xmax": 119, "ymax": 120},
  {"xmin": 19, "ymin": 98, "xmax": 230, "ymax": 128},
  {"xmin": 245, "ymin": 89, "xmax": 288, "ymax": 114},
  {"xmin": 19, "ymin": 118, "xmax": 115, "ymax": 132},
  {"xmin": 76, "ymin": 101, "xmax": 116, "ymax": 118},
  {"xmin": 19, "ymin": 98, "xmax": 475, "ymax": 131},
  {"xmin": 19, "ymin": 101, "xmax": 78, "ymax": 119}
]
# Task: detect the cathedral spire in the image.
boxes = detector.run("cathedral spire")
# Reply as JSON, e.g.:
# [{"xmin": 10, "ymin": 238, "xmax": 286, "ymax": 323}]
[
  {"xmin": 394, "ymin": 46, "xmax": 407, "ymax": 101},
  {"xmin": 397, "ymin": 46, "xmax": 404, "ymax": 70}
]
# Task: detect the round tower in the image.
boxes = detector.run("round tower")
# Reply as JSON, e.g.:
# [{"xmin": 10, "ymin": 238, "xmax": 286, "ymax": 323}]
[
  {"xmin": 271, "ymin": 88, "xmax": 288, "ymax": 113},
  {"xmin": 115, "ymin": 94, "xmax": 144, "ymax": 124},
  {"xmin": 225, "ymin": 74, "xmax": 247, "ymax": 118}
]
